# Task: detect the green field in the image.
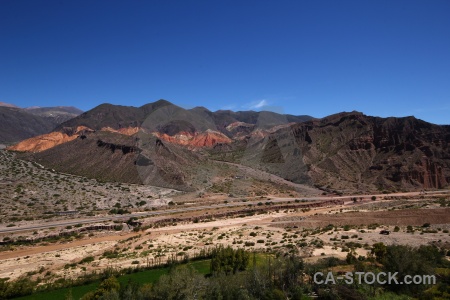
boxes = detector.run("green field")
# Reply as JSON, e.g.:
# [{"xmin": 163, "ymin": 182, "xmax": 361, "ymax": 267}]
[{"xmin": 15, "ymin": 260, "xmax": 211, "ymax": 300}]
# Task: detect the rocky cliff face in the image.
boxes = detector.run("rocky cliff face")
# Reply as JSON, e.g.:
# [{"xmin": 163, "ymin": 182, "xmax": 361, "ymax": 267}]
[
  {"xmin": 286, "ymin": 113, "xmax": 450, "ymax": 191},
  {"xmin": 218, "ymin": 112, "xmax": 449, "ymax": 192}
]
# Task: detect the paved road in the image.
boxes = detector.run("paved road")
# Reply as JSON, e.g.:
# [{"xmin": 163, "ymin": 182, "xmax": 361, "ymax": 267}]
[{"xmin": 1, "ymin": 190, "xmax": 448, "ymax": 234}]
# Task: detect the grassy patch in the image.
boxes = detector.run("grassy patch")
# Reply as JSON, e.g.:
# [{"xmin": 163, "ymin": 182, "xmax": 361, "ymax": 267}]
[
  {"xmin": 15, "ymin": 260, "xmax": 211, "ymax": 300},
  {"xmin": 15, "ymin": 282, "xmax": 99, "ymax": 300}
]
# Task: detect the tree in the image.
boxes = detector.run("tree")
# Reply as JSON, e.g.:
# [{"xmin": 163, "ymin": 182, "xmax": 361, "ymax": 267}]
[
  {"xmin": 383, "ymin": 245, "xmax": 435, "ymax": 295},
  {"xmin": 346, "ymin": 251, "xmax": 357, "ymax": 264},
  {"xmin": 210, "ymin": 246, "xmax": 250, "ymax": 276},
  {"xmin": 81, "ymin": 277, "xmax": 120, "ymax": 300},
  {"xmin": 371, "ymin": 242, "xmax": 387, "ymax": 262},
  {"xmin": 64, "ymin": 289, "xmax": 73, "ymax": 300},
  {"xmin": 2, "ymin": 277, "xmax": 34, "ymax": 298},
  {"xmin": 150, "ymin": 265, "xmax": 206, "ymax": 300}
]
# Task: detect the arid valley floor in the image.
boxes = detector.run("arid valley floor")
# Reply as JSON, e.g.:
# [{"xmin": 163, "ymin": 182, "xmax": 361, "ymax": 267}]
[{"xmin": 1, "ymin": 149, "xmax": 449, "ymax": 287}]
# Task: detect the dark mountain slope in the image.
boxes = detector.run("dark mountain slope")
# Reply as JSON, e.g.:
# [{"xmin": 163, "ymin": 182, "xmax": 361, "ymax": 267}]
[
  {"xmin": 0, "ymin": 103, "xmax": 83, "ymax": 145},
  {"xmin": 12, "ymin": 100, "xmax": 449, "ymax": 193},
  {"xmin": 253, "ymin": 112, "xmax": 450, "ymax": 192},
  {"xmin": 209, "ymin": 111, "xmax": 449, "ymax": 192},
  {"xmin": 0, "ymin": 107, "xmax": 55, "ymax": 144},
  {"xmin": 204, "ymin": 109, "xmax": 312, "ymax": 134},
  {"xmin": 23, "ymin": 131, "xmax": 142, "ymax": 184},
  {"xmin": 55, "ymin": 100, "xmax": 313, "ymax": 134},
  {"xmin": 54, "ymin": 100, "xmax": 173, "ymax": 131},
  {"xmin": 21, "ymin": 129, "xmax": 213, "ymax": 191},
  {"xmin": 25, "ymin": 106, "xmax": 83, "ymax": 125}
]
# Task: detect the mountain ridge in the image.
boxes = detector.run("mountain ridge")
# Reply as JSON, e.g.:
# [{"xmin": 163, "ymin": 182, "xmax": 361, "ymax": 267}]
[
  {"xmin": 0, "ymin": 103, "xmax": 83, "ymax": 144},
  {"xmin": 6, "ymin": 100, "xmax": 449, "ymax": 193}
]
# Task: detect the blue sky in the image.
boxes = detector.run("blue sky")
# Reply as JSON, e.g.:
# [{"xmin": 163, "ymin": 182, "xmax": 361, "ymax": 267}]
[{"xmin": 1, "ymin": 0, "xmax": 449, "ymax": 124}]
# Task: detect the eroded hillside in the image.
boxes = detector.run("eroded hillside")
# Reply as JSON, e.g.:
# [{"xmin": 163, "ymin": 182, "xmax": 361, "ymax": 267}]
[{"xmin": 7, "ymin": 101, "xmax": 450, "ymax": 193}]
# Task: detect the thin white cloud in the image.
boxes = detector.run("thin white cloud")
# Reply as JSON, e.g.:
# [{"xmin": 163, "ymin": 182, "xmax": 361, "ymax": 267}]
[{"xmin": 249, "ymin": 99, "xmax": 269, "ymax": 109}]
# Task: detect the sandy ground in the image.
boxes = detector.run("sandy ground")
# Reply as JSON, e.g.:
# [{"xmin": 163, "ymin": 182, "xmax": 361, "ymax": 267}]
[
  {"xmin": 0, "ymin": 233, "xmax": 138, "ymax": 260},
  {"xmin": 1, "ymin": 199, "xmax": 449, "ymax": 281},
  {"xmin": 0, "ymin": 212, "xmax": 288, "ymax": 280},
  {"xmin": 0, "ymin": 241, "xmax": 116, "ymax": 279}
]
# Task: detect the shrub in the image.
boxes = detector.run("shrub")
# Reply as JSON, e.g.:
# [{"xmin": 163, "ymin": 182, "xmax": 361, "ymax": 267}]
[{"xmin": 79, "ymin": 256, "xmax": 95, "ymax": 264}]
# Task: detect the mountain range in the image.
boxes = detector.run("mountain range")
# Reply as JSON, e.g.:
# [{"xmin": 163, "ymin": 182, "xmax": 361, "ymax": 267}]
[
  {"xmin": 4, "ymin": 100, "xmax": 450, "ymax": 193},
  {"xmin": 0, "ymin": 102, "xmax": 83, "ymax": 145}
]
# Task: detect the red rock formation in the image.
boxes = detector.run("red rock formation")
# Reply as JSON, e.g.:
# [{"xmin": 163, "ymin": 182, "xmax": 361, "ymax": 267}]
[
  {"xmin": 7, "ymin": 126, "xmax": 93, "ymax": 153},
  {"xmin": 413, "ymin": 157, "xmax": 447, "ymax": 189},
  {"xmin": 8, "ymin": 126, "xmax": 142, "ymax": 153},
  {"xmin": 190, "ymin": 130, "xmax": 232, "ymax": 147},
  {"xmin": 154, "ymin": 130, "xmax": 232, "ymax": 148},
  {"xmin": 152, "ymin": 131, "xmax": 196, "ymax": 146},
  {"xmin": 7, "ymin": 132, "xmax": 78, "ymax": 152}
]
